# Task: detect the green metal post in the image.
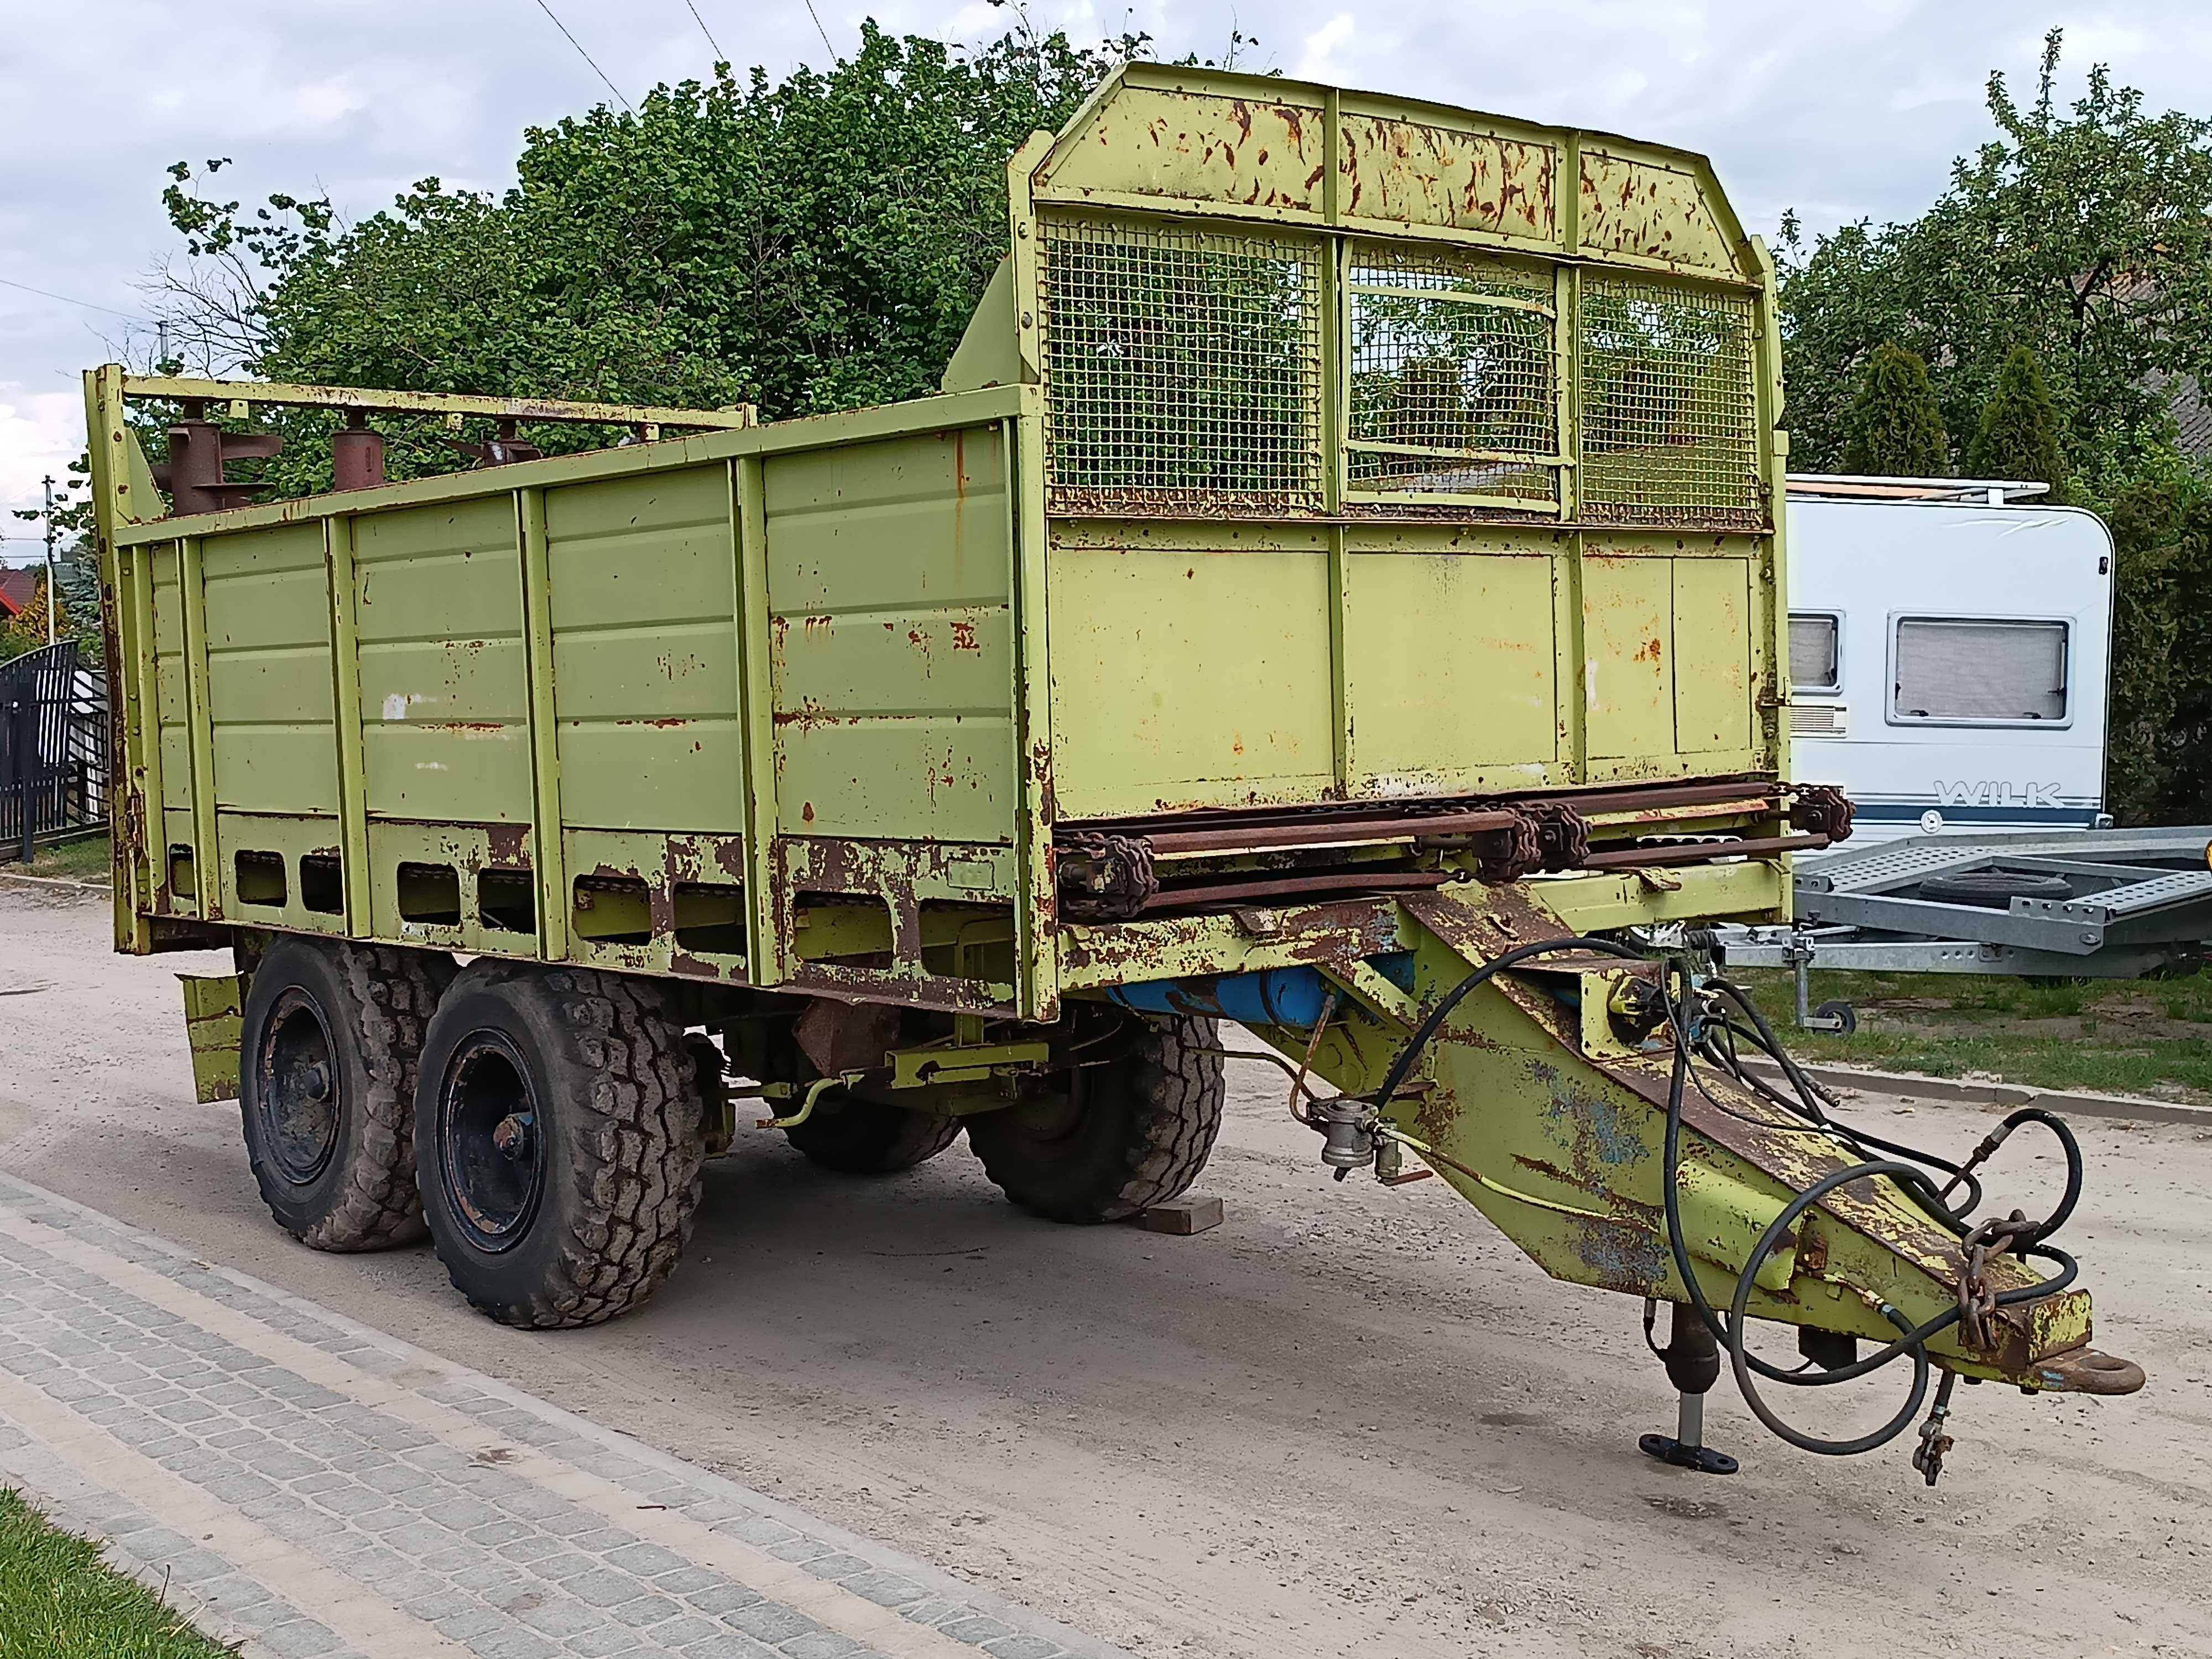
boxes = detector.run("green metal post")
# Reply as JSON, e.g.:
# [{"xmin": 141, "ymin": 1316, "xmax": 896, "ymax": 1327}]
[
  {"xmin": 517, "ymin": 486, "xmax": 567, "ymax": 960},
  {"xmin": 176, "ymin": 534, "xmax": 219, "ymax": 918},
  {"xmin": 126, "ymin": 545, "xmax": 164, "ymax": 913},
  {"xmin": 731, "ymin": 455, "xmax": 779, "ymax": 985},
  {"xmin": 1008, "ymin": 399, "xmax": 1058, "ymax": 1021},
  {"xmin": 324, "ymin": 515, "xmax": 372, "ymax": 933}
]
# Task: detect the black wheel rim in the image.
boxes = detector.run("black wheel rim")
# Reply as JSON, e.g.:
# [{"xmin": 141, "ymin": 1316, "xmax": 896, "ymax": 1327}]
[
  {"xmin": 437, "ymin": 1031, "xmax": 546, "ymax": 1253},
  {"xmin": 254, "ymin": 987, "xmax": 341, "ymax": 1188},
  {"xmin": 1004, "ymin": 1067, "xmax": 1089, "ymax": 1148}
]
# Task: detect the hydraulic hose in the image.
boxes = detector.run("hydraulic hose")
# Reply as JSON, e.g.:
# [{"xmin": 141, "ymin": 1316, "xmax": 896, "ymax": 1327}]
[
  {"xmin": 1366, "ymin": 930, "xmax": 2090, "ymax": 1461},
  {"xmin": 1365, "ymin": 934, "xmax": 1650, "ymax": 1112}
]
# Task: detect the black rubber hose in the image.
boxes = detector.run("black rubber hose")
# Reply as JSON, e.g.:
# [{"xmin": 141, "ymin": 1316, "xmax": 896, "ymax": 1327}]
[
  {"xmin": 1666, "ymin": 971, "xmax": 2084, "ymax": 1382},
  {"xmin": 1365, "ymin": 935, "xmax": 1650, "ymax": 1112},
  {"xmin": 1658, "ymin": 972, "xmax": 1934, "ymax": 1405},
  {"xmin": 1395, "ymin": 945, "xmax": 2081, "ymax": 1457},
  {"xmin": 1730, "ymin": 1201, "xmax": 1932, "ymax": 1456},
  {"xmin": 1700, "ymin": 988, "xmax": 1989, "ymax": 1224},
  {"xmin": 1943, "ymin": 1106, "xmax": 2083, "ymax": 1248}
]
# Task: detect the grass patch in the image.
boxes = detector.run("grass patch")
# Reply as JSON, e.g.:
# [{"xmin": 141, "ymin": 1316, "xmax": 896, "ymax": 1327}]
[
  {"xmin": 8, "ymin": 833, "xmax": 109, "ymax": 884},
  {"xmin": 0, "ymin": 1488, "xmax": 231, "ymax": 1657},
  {"xmin": 1732, "ymin": 966, "xmax": 2212, "ymax": 1102}
]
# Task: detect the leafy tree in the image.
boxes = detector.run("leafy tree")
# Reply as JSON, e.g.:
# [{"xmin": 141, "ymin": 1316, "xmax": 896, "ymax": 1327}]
[
  {"xmin": 1841, "ymin": 342, "xmax": 1949, "ymax": 476},
  {"xmin": 144, "ymin": 20, "xmax": 1142, "ymax": 495},
  {"xmin": 0, "ymin": 576, "xmax": 52, "ymax": 661},
  {"xmin": 1966, "ymin": 345, "xmax": 2068, "ymax": 493},
  {"xmin": 2104, "ymin": 478, "xmax": 2184, "ymax": 820},
  {"xmin": 1778, "ymin": 30, "xmax": 2212, "ymax": 477},
  {"xmin": 0, "ymin": 549, "xmax": 103, "ymax": 661},
  {"xmin": 2099, "ymin": 473, "xmax": 2212, "ymax": 823}
]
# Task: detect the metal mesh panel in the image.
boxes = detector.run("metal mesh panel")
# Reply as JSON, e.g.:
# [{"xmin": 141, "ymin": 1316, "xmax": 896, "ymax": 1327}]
[
  {"xmin": 1345, "ymin": 450, "xmax": 1557, "ymax": 499},
  {"xmin": 1578, "ymin": 276, "xmax": 1762, "ymax": 526},
  {"xmin": 1347, "ymin": 247, "xmax": 1558, "ymax": 504},
  {"xmin": 1348, "ymin": 248, "xmax": 1553, "ymax": 300},
  {"xmin": 1040, "ymin": 215, "xmax": 1324, "ymax": 515}
]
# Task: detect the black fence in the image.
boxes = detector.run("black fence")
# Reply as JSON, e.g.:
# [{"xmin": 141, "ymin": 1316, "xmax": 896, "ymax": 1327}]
[{"xmin": 0, "ymin": 640, "xmax": 108, "ymax": 863}]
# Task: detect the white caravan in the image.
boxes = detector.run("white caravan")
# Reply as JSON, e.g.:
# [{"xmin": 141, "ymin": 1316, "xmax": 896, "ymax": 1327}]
[{"xmin": 1783, "ymin": 476, "xmax": 2115, "ymax": 847}]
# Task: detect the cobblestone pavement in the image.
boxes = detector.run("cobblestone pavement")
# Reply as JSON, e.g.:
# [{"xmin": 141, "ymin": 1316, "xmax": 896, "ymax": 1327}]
[{"xmin": 0, "ymin": 1171, "xmax": 1128, "ymax": 1659}]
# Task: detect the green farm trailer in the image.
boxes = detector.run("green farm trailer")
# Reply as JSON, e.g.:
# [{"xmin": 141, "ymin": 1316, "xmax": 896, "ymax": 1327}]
[{"xmin": 87, "ymin": 65, "xmax": 2138, "ymax": 1476}]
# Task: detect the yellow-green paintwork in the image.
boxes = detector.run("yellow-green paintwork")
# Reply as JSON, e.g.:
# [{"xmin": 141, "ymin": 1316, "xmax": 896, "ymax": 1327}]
[
  {"xmin": 1227, "ymin": 884, "xmax": 2099, "ymax": 1387},
  {"xmin": 91, "ymin": 64, "xmax": 1791, "ymax": 1020},
  {"xmin": 178, "ymin": 972, "xmax": 243, "ymax": 1105},
  {"xmin": 80, "ymin": 72, "xmax": 2135, "ymax": 1392}
]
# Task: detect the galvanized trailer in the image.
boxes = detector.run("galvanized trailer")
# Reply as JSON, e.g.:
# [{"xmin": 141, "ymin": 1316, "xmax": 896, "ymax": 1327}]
[{"xmin": 87, "ymin": 66, "xmax": 2137, "ymax": 1474}]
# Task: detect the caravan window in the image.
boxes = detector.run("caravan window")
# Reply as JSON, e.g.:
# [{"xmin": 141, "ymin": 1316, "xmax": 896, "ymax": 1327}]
[
  {"xmin": 1788, "ymin": 614, "xmax": 1840, "ymax": 692},
  {"xmin": 1892, "ymin": 618, "xmax": 2068, "ymax": 724}
]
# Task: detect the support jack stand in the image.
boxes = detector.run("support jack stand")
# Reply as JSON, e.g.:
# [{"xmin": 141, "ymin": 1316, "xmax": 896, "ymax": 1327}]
[
  {"xmin": 1639, "ymin": 1301, "xmax": 1739, "ymax": 1475},
  {"xmin": 1639, "ymin": 1391, "xmax": 1739, "ymax": 1475}
]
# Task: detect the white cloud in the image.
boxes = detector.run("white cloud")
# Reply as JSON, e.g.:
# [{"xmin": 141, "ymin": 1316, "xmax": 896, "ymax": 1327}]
[
  {"xmin": 1297, "ymin": 15, "xmax": 1358, "ymax": 80},
  {"xmin": 0, "ymin": 386, "xmax": 84, "ymax": 566}
]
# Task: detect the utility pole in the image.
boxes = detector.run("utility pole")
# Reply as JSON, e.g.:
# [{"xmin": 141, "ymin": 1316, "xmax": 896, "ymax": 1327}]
[{"xmin": 41, "ymin": 475, "xmax": 57, "ymax": 647}]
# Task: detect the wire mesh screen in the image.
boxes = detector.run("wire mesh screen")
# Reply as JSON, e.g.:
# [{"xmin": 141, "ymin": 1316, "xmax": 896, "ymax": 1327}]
[
  {"xmin": 1040, "ymin": 215, "xmax": 1324, "ymax": 515},
  {"xmin": 1346, "ymin": 247, "xmax": 1559, "ymax": 505},
  {"xmin": 1577, "ymin": 276, "xmax": 1763, "ymax": 527}
]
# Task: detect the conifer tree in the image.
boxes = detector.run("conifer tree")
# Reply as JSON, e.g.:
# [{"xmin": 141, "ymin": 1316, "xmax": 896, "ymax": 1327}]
[
  {"xmin": 1966, "ymin": 345, "xmax": 2068, "ymax": 497},
  {"xmin": 1841, "ymin": 342, "xmax": 1949, "ymax": 476}
]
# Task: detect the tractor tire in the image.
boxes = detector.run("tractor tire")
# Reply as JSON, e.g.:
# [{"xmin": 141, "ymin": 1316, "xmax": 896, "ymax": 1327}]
[
  {"xmin": 786, "ymin": 1095, "xmax": 961, "ymax": 1175},
  {"xmin": 414, "ymin": 963, "xmax": 702, "ymax": 1329},
  {"xmin": 966, "ymin": 1013, "xmax": 1223, "ymax": 1223},
  {"xmin": 238, "ymin": 936, "xmax": 446, "ymax": 1252},
  {"xmin": 1917, "ymin": 869, "xmax": 2073, "ymax": 907}
]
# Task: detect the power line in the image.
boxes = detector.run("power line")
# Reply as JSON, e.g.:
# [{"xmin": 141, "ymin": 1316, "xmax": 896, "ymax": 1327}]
[
  {"xmin": 528, "ymin": 0, "xmax": 634, "ymax": 111},
  {"xmin": 0, "ymin": 275, "xmax": 138, "ymax": 321},
  {"xmin": 802, "ymin": 0, "xmax": 835, "ymax": 56},
  {"xmin": 682, "ymin": 0, "xmax": 723, "ymax": 61}
]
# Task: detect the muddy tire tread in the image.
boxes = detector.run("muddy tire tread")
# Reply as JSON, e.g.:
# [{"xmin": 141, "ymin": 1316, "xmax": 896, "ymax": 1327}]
[
  {"xmin": 254, "ymin": 941, "xmax": 445, "ymax": 1253},
  {"xmin": 439, "ymin": 965, "xmax": 702, "ymax": 1329},
  {"xmin": 969, "ymin": 1014, "xmax": 1224, "ymax": 1223},
  {"xmin": 1111, "ymin": 1015, "xmax": 1225, "ymax": 1217}
]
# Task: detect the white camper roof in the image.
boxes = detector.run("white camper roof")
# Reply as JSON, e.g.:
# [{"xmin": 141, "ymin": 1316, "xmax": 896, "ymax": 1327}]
[{"xmin": 1787, "ymin": 473, "xmax": 2051, "ymax": 506}]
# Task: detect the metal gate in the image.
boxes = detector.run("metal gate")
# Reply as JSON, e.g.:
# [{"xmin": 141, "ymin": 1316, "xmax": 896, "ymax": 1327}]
[{"xmin": 0, "ymin": 640, "xmax": 107, "ymax": 863}]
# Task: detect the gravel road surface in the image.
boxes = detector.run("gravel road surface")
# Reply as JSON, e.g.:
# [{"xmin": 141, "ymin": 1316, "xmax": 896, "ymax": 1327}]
[{"xmin": 3, "ymin": 877, "xmax": 2208, "ymax": 1658}]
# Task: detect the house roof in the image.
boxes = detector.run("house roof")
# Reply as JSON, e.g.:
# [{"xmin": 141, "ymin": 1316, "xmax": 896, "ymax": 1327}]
[{"xmin": 0, "ymin": 567, "xmax": 39, "ymax": 619}]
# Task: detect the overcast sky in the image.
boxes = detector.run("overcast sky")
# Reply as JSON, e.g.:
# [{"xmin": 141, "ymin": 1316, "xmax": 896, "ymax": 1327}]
[{"xmin": 5, "ymin": 0, "xmax": 2211, "ymax": 555}]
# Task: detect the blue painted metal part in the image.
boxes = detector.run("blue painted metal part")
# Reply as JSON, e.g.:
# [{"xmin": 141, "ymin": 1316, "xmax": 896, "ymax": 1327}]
[{"xmin": 1106, "ymin": 953, "xmax": 1415, "ymax": 1029}]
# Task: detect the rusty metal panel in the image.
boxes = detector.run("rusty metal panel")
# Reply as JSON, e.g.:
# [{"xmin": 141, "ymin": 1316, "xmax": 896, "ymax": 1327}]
[
  {"xmin": 770, "ymin": 834, "xmax": 1019, "ymax": 1015},
  {"xmin": 764, "ymin": 425, "xmax": 1016, "ymax": 843},
  {"xmin": 561, "ymin": 827, "xmax": 752, "ymax": 983},
  {"xmin": 1671, "ymin": 556, "xmax": 1755, "ymax": 753},
  {"xmin": 213, "ymin": 810, "xmax": 350, "ymax": 936},
  {"xmin": 1581, "ymin": 555, "xmax": 1676, "ymax": 761},
  {"xmin": 179, "ymin": 972, "xmax": 242, "ymax": 1104},
  {"xmin": 200, "ymin": 522, "xmax": 338, "ymax": 817},
  {"xmin": 1046, "ymin": 544, "xmax": 1335, "ymax": 818},
  {"xmin": 364, "ymin": 819, "xmax": 535, "ymax": 954},
  {"xmin": 352, "ymin": 497, "xmax": 534, "ymax": 825},
  {"xmin": 1014, "ymin": 64, "xmax": 1782, "ymax": 833},
  {"xmin": 545, "ymin": 465, "xmax": 745, "ymax": 834},
  {"xmin": 1337, "ymin": 113, "xmax": 1558, "ymax": 243},
  {"xmin": 1577, "ymin": 146, "xmax": 1741, "ymax": 275},
  {"xmin": 1342, "ymin": 547, "xmax": 1558, "ymax": 786},
  {"xmin": 1029, "ymin": 82, "xmax": 1329, "ymax": 219}
]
